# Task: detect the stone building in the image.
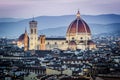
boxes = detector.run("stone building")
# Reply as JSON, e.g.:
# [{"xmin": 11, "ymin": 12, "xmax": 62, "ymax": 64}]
[{"xmin": 17, "ymin": 11, "xmax": 96, "ymax": 51}]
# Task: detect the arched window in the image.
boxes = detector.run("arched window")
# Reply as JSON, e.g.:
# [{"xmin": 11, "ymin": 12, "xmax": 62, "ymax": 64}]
[
  {"xmin": 72, "ymin": 37, "xmax": 74, "ymax": 40},
  {"xmin": 31, "ymin": 29, "xmax": 33, "ymax": 34},
  {"xmin": 66, "ymin": 41, "xmax": 68, "ymax": 43},
  {"xmin": 47, "ymin": 42, "xmax": 49, "ymax": 45},
  {"xmin": 34, "ymin": 29, "xmax": 36, "ymax": 34},
  {"xmin": 55, "ymin": 42, "xmax": 57, "ymax": 45},
  {"xmin": 80, "ymin": 37, "xmax": 83, "ymax": 40}
]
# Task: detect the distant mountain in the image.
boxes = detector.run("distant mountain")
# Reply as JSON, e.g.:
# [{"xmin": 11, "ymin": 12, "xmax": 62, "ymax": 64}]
[
  {"xmin": 82, "ymin": 14, "xmax": 120, "ymax": 24},
  {"xmin": 0, "ymin": 14, "xmax": 120, "ymax": 38},
  {"xmin": 39, "ymin": 23, "xmax": 120, "ymax": 37},
  {"xmin": 38, "ymin": 26, "xmax": 67, "ymax": 37},
  {"xmin": 0, "ymin": 18, "xmax": 23, "ymax": 22}
]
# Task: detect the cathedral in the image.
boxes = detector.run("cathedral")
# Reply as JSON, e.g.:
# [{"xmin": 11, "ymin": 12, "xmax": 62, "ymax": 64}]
[{"xmin": 17, "ymin": 11, "xmax": 96, "ymax": 51}]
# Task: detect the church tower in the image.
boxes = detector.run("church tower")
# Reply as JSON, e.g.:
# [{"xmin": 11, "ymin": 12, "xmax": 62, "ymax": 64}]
[
  {"xmin": 29, "ymin": 18, "xmax": 38, "ymax": 50},
  {"xmin": 24, "ymin": 29, "xmax": 29, "ymax": 51}
]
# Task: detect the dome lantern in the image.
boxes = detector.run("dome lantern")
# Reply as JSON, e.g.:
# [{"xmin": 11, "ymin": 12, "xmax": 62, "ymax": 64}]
[{"xmin": 76, "ymin": 10, "xmax": 80, "ymax": 19}]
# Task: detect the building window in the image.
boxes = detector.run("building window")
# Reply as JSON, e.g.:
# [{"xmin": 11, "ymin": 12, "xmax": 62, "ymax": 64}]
[
  {"xmin": 80, "ymin": 37, "xmax": 83, "ymax": 40},
  {"xmin": 62, "ymin": 42, "xmax": 64, "ymax": 45},
  {"xmin": 32, "ymin": 24, "xmax": 34, "ymax": 27},
  {"xmin": 47, "ymin": 42, "xmax": 49, "ymax": 45},
  {"xmin": 66, "ymin": 41, "xmax": 68, "ymax": 43},
  {"xmin": 55, "ymin": 42, "xmax": 57, "ymax": 45},
  {"xmin": 31, "ymin": 29, "xmax": 33, "ymax": 34},
  {"xmin": 34, "ymin": 29, "xmax": 36, "ymax": 34},
  {"xmin": 72, "ymin": 37, "xmax": 74, "ymax": 40}
]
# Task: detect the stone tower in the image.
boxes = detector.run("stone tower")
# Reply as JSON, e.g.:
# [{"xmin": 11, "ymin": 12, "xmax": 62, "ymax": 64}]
[
  {"xmin": 29, "ymin": 18, "xmax": 38, "ymax": 50},
  {"xmin": 39, "ymin": 35, "xmax": 46, "ymax": 50},
  {"xmin": 24, "ymin": 29, "xmax": 29, "ymax": 51}
]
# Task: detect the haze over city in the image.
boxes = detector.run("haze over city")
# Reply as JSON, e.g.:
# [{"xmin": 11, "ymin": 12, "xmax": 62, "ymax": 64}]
[{"xmin": 0, "ymin": 0, "xmax": 120, "ymax": 18}]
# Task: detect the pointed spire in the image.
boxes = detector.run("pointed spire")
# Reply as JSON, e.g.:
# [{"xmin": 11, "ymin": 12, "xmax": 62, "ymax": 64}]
[
  {"xmin": 76, "ymin": 9, "xmax": 80, "ymax": 19},
  {"xmin": 25, "ymin": 27, "xmax": 27, "ymax": 34}
]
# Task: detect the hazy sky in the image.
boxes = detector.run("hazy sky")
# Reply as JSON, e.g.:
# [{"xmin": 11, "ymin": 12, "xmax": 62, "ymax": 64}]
[{"xmin": 0, "ymin": 0, "xmax": 120, "ymax": 18}]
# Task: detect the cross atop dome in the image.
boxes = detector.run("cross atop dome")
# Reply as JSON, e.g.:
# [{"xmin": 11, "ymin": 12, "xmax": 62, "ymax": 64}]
[{"xmin": 76, "ymin": 10, "xmax": 80, "ymax": 19}]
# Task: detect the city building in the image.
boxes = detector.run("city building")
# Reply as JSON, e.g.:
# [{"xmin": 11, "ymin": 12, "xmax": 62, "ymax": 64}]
[{"xmin": 17, "ymin": 11, "xmax": 96, "ymax": 51}]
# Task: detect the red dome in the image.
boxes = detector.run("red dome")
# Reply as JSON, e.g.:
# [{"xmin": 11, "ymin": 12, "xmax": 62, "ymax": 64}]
[
  {"xmin": 67, "ymin": 19, "xmax": 91, "ymax": 34},
  {"xmin": 67, "ymin": 11, "xmax": 91, "ymax": 35},
  {"xmin": 18, "ymin": 34, "xmax": 25, "ymax": 41},
  {"xmin": 18, "ymin": 33, "xmax": 29, "ymax": 42}
]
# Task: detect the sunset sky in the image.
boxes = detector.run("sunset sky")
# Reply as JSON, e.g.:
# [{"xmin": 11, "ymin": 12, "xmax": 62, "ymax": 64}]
[{"xmin": 0, "ymin": 0, "xmax": 120, "ymax": 18}]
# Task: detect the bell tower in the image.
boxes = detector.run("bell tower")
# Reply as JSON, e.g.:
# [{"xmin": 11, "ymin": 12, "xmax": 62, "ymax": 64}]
[{"xmin": 29, "ymin": 18, "xmax": 38, "ymax": 50}]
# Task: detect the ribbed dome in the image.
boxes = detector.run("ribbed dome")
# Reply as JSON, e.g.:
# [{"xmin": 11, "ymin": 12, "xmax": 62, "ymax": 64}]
[
  {"xmin": 18, "ymin": 34, "xmax": 25, "ymax": 41},
  {"xmin": 67, "ymin": 11, "xmax": 91, "ymax": 35},
  {"xmin": 18, "ymin": 33, "xmax": 29, "ymax": 42}
]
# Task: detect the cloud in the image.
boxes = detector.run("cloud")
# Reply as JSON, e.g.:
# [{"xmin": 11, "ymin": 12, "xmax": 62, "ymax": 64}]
[{"xmin": 0, "ymin": 0, "xmax": 120, "ymax": 18}]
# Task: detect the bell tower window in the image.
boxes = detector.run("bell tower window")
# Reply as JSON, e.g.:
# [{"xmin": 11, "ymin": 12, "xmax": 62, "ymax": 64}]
[
  {"xmin": 34, "ymin": 29, "xmax": 36, "ymax": 34},
  {"xmin": 31, "ymin": 29, "xmax": 33, "ymax": 34}
]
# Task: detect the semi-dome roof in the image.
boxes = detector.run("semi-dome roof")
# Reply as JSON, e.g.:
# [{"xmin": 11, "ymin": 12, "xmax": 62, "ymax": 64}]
[
  {"xmin": 67, "ymin": 11, "xmax": 91, "ymax": 35},
  {"xmin": 18, "ymin": 34, "xmax": 25, "ymax": 41},
  {"xmin": 18, "ymin": 30, "xmax": 29, "ymax": 42}
]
